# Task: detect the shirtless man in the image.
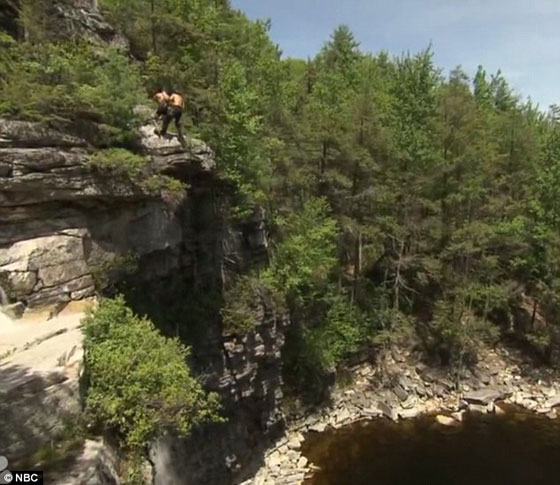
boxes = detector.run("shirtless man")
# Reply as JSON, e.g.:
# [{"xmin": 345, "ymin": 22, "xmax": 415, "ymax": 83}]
[
  {"xmin": 160, "ymin": 89, "xmax": 185, "ymax": 139},
  {"xmin": 153, "ymin": 87, "xmax": 170, "ymax": 121}
]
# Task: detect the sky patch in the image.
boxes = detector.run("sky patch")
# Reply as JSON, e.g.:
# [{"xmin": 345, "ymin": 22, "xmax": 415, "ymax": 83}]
[{"xmin": 232, "ymin": 0, "xmax": 560, "ymax": 109}]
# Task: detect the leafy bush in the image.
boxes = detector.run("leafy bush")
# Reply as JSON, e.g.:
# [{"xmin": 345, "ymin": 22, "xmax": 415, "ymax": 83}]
[
  {"xmin": 142, "ymin": 175, "xmax": 187, "ymax": 204},
  {"xmin": 19, "ymin": 0, "xmax": 51, "ymax": 43},
  {"xmin": 267, "ymin": 199, "xmax": 375, "ymax": 395},
  {"xmin": 221, "ymin": 276, "xmax": 262, "ymax": 333},
  {"xmin": 211, "ymin": 60, "xmax": 273, "ymax": 217},
  {"xmin": 88, "ymin": 149, "xmax": 187, "ymax": 203},
  {"xmin": 526, "ymin": 328, "xmax": 551, "ymax": 356},
  {"xmin": 371, "ymin": 308, "xmax": 415, "ymax": 349},
  {"xmin": 308, "ymin": 295, "xmax": 370, "ymax": 371},
  {"xmin": 88, "ymin": 149, "xmax": 148, "ymax": 179},
  {"xmin": 82, "ymin": 297, "xmax": 221, "ymax": 450}
]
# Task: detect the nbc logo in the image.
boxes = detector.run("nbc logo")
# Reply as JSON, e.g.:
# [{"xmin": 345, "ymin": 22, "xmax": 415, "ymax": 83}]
[{"xmin": 0, "ymin": 456, "xmax": 42, "ymax": 484}]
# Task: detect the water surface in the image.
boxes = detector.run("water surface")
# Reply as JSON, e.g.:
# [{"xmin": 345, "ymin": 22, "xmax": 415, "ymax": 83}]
[{"xmin": 303, "ymin": 405, "xmax": 560, "ymax": 485}]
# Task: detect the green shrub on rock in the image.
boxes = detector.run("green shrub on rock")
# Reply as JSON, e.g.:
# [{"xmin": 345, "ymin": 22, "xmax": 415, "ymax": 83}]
[
  {"xmin": 82, "ymin": 296, "xmax": 221, "ymax": 451},
  {"xmin": 312, "ymin": 295, "xmax": 371, "ymax": 370},
  {"xmin": 87, "ymin": 148, "xmax": 148, "ymax": 179},
  {"xmin": 88, "ymin": 148, "xmax": 188, "ymax": 202},
  {"xmin": 142, "ymin": 175, "xmax": 188, "ymax": 204}
]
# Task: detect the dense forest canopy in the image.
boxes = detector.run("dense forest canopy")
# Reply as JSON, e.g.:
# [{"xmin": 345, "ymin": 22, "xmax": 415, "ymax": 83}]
[{"xmin": 3, "ymin": 0, "xmax": 560, "ymax": 397}]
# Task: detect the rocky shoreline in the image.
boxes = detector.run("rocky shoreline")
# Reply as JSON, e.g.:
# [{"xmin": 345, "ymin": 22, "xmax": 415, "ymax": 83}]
[{"xmin": 241, "ymin": 344, "xmax": 560, "ymax": 485}]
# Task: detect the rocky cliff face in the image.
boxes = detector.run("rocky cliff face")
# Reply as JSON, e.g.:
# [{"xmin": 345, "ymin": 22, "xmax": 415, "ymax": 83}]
[
  {"xmin": 0, "ymin": 119, "xmax": 214, "ymax": 308},
  {"xmin": 0, "ymin": 117, "xmax": 288, "ymax": 483}
]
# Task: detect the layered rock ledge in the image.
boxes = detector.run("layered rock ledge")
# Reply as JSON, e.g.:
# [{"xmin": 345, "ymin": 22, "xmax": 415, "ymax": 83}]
[{"xmin": 0, "ymin": 118, "xmax": 216, "ymax": 309}]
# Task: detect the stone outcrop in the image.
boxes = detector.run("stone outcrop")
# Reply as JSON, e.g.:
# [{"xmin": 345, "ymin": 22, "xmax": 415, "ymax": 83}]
[
  {"xmin": 47, "ymin": 0, "xmax": 127, "ymax": 48},
  {"xmin": 55, "ymin": 439, "xmax": 121, "ymax": 485},
  {"xmin": 0, "ymin": 118, "xmax": 215, "ymax": 308}
]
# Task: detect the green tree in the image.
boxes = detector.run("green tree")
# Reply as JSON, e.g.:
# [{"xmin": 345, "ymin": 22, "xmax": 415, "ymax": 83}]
[{"xmin": 83, "ymin": 297, "xmax": 221, "ymax": 451}]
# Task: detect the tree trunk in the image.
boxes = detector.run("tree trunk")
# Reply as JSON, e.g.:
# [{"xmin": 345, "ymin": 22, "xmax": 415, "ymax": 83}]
[
  {"xmin": 393, "ymin": 238, "xmax": 405, "ymax": 312},
  {"xmin": 151, "ymin": 0, "xmax": 157, "ymax": 54},
  {"xmin": 531, "ymin": 298, "xmax": 538, "ymax": 329},
  {"xmin": 320, "ymin": 141, "xmax": 327, "ymax": 175},
  {"xmin": 352, "ymin": 231, "xmax": 362, "ymax": 304}
]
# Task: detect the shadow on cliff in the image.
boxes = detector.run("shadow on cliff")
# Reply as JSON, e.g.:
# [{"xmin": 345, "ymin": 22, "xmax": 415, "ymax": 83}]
[
  {"xmin": 0, "ymin": 362, "xmax": 85, "ymax": 474},
  {"xmin": 117, "ymin": 271, "xmax": 287, "ymax": 484},
  {"xmin": 120, "ymin": 276, "xmax": 281, "ymax": 484},
  {"xmin": 149, "ymin": 402, "xmax": 285, "ymax": 485}
]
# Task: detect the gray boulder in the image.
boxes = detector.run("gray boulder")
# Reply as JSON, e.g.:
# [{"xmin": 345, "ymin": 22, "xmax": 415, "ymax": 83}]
[
  {"xmin": 377, "ymin": 401, "xmax": 398, "ymax": 421},
  {"xmin": 464, "ymin": 386, "xmax": 509, "ymax": 405}
]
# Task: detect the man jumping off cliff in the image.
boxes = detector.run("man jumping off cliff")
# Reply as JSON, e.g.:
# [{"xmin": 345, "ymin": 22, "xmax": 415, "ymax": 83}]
[
  {"xmin": 152, "ymin": 88, "xmax": 186, "ymax": 146},
  {"xmin": 160, "ymin": 89, "xmax": 185, "ymax": 141},
  {"xmin": 153, "ymin": 87, "xmax": 170, "ymax": 122}
]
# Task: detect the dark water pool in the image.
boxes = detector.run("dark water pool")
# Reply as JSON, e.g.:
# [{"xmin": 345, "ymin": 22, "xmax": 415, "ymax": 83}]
[{"xmin": 302, "ymin": 406, "xmax": 560, "ymax": 485}]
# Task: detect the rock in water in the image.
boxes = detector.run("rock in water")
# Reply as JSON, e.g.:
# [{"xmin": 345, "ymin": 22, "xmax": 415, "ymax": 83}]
[
  {"xmin": 436, "ymin": 415, "xmax": 461, "ymax": 427},
  {"xmin": 464, "ymin": 386, "xmax": 508, "ymax": 405},
  {"xmin": 495, "ymin": 404, "xmax": 507, "ymax": 416},
  {"xmin": 399, "ymin": 408, "xmax": 420, "ymax": 420}
]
